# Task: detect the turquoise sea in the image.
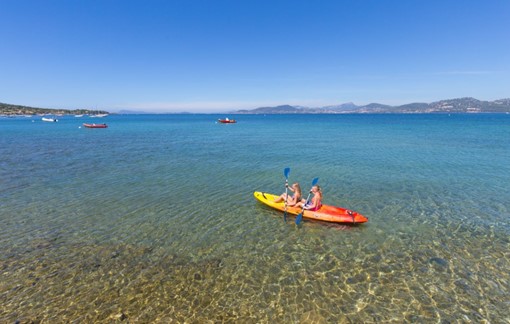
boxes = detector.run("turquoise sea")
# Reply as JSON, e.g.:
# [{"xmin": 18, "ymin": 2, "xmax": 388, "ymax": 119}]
[{"xmin": 1, "ymin": 114, "xmax": 509, "ymax": 322}]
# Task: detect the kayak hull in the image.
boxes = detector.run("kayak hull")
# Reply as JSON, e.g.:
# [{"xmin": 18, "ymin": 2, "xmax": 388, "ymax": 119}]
[{"xmin": 254, "ymin": 191, "xmax": 368, "ymax": 224}]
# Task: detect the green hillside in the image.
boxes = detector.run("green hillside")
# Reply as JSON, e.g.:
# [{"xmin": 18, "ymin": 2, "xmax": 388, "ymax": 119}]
[{"xmin": 0, "ymin": 102, "xmax": 109, "ymax": 115}]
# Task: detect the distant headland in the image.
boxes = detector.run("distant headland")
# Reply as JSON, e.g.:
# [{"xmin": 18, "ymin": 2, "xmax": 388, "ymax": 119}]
[
  {"xmin": 0, "ymin": 102, "xmax": 109, "ymax": 116},
  {"xmin": 235, "ymin": 97, "xmax": 510, "ymax": 114}
]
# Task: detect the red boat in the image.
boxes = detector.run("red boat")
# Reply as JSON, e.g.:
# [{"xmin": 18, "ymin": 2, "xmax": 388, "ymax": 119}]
[
  {"xmin": 83, "ymin": 123, "xmax": 108, "ymax": 128},
  {"xmin": 218, "ymin": 118, "xmax": 236, "ymax": 124}
]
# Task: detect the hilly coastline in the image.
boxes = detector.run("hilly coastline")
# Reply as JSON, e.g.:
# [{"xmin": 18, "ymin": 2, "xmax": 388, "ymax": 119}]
[
  {"xmin": 2, "ymin": 97, "xmax": 510, "ymax": 115},
  {"xmin": 235, "ymin": 97, "xmax": 510, "ymax": 114},
  {"xmin": 0, "ymin": 102, "xmax": 109, "ymax": 116}
]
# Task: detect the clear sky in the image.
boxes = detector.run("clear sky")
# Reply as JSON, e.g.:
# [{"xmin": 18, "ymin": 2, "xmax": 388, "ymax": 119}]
[{"xmin": 1, "ymin": 0, "xmax": 509, "ymax": 113}]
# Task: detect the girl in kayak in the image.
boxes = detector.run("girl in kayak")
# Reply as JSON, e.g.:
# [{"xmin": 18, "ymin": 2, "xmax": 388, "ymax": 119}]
[
  {"xmin": 296, "ymin": 185, "xmax": 323, "ymax": 211},
  {"xmin": 274, "ymin": 182, "xmax": 302, "ymax": 206}
]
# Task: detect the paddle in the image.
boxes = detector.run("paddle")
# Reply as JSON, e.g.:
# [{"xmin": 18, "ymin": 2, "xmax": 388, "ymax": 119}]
[
  {"xmin": 283, "ymin": 167, "xmax": 290, "ymax": 222},
  {"xmin": 295, "ymin": 177, "xmax": 319, "ymax": 225}
]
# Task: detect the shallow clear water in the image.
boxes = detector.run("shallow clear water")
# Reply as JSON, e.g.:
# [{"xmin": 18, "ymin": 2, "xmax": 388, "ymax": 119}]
[{"xmin": 1, "ymin": 114, "xmax": 509, "ymax": 322}]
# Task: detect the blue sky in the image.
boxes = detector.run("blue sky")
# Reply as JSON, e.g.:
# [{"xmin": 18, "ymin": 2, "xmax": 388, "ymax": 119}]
[{"xmin": 1, "ymin": 0, "xmax": 509, "ymax": 113}]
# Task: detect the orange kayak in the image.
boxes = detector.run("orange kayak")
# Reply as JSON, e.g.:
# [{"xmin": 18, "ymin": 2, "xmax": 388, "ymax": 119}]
[{"xmin": 254, "ymin": 191, "xmax": 368, "ymax": 224}]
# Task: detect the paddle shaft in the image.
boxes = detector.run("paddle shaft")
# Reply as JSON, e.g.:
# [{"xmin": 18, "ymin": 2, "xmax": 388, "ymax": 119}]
[
  {"xmin": 295, "ymin": 177, "xmax": 319, "ymax": 225},
  {"xmin": 283, "ymin": 167, "xmax": 290, "ymax": 221}
]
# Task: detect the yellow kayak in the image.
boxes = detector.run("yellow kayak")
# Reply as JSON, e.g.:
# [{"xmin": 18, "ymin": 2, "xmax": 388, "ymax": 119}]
[{"xmin": 254, "ymin": 191, "xmax": 368, "ymax": 224}]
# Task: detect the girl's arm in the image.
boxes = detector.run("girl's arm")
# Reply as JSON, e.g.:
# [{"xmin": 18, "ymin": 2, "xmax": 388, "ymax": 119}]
[{"xmin": 304, "ymin": 196, "xmax": 318, "ymax": 209}]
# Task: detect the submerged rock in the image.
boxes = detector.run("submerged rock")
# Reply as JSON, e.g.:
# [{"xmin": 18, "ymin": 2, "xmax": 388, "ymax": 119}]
[
  {"xmin": 429, "ymin": 257, "xmax": 448, "ymax": 271},
  {"xmin": 110, "ymin": 312, "xmax": 128, "ymax": 321}
]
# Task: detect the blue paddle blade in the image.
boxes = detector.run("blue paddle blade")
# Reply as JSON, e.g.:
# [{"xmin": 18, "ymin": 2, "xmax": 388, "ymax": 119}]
[
  {"xmin": 284, "ymin": 167, "xmax": 290, "ymax": 179},
  {"xmin": 284, "ymin": 211, "xmax": 287, "ymax": 222},
  {"xmin": 295, "ymin": 212, "xmax": 303, "ymax": 225},
  {"xmin": 312, "ymin": 177, "xmax": 319, "ymax": 186}
]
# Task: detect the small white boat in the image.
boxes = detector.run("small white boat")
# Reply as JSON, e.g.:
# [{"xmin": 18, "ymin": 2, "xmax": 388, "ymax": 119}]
[
  {"xmin": 42, "ymin": 117, "xmax": 58, "ymax": 122},
  {"xmin": 90, "ymin": 113, "xmax": 109, "ymax": 118},
  {"xmin": 74, "ymin": 114, "xmax": 84, "ymax": 117}
]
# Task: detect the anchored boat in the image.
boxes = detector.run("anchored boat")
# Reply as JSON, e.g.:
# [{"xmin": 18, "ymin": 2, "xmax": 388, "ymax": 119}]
[
  {"xmin": 83, "ymin": 123, "xmax": 108, "ymax": 128},
  {"xmin": 218, "ymin": 118, "xmax": 236, "ymax": 124}
]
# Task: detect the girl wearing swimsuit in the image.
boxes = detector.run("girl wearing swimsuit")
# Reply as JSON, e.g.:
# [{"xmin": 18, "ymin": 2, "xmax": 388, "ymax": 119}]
[
  {"xmin": 274, "ymin": 183, "xmax": 302, "ymax": 207},
  {"xmin": 297, "ymin": 185, "xmax": 322, "ymax": 211}
]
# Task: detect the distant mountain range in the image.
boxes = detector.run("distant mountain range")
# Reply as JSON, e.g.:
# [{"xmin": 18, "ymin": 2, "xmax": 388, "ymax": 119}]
[
  {"xmin": 235, "ymin": 97, "xmax": 510, "ymax": 114},
  {"xmin": 2, "ymin": 97, "xmax": 510, "ymax": 115}
]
